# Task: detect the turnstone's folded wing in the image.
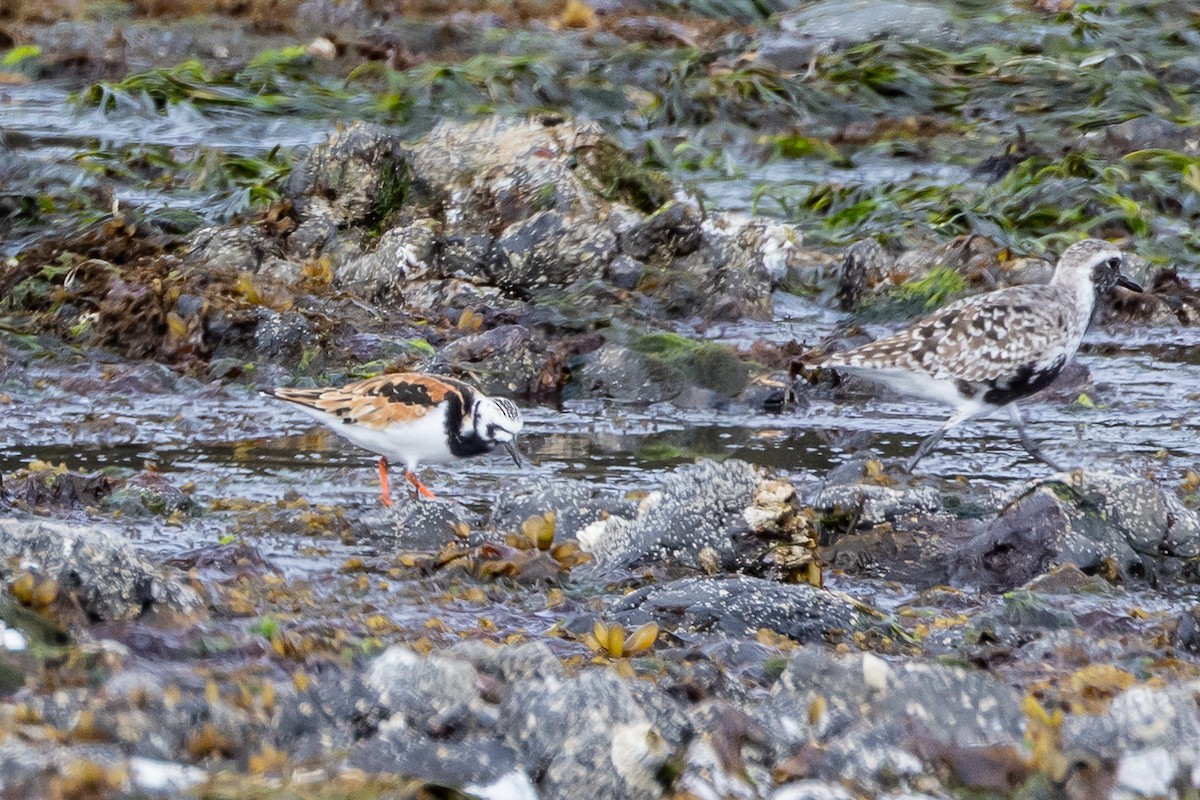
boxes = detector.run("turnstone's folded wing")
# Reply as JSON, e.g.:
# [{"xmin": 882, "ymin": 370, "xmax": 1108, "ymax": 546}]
[{"xmin": 268, "ymin": 373, "xmax": 476, "ymax": 430}]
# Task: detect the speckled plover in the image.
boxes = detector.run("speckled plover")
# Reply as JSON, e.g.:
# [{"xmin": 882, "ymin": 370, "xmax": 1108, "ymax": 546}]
[
  {"xmin": 263, "ymin": 373, "xmax": 524, "ymax": 505},
  {"xmin": 801, "ymin": 239, "xmax": 1142, "ymax": 471}
]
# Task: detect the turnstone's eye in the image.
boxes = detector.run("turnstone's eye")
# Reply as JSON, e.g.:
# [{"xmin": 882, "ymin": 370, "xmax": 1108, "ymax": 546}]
[{"xmin": 1106, "ymin": 256, "xmax": 1122, "ymax": 269}]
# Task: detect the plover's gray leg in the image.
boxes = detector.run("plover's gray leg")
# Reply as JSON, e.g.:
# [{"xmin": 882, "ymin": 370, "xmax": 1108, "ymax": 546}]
[
  {"xmin": 1007, "ymin": 404, "xmax": 1066, "ymax": 472},
  {"xmin": 904, "ymin": 409, "xmax": 973, "ymax": 472}
]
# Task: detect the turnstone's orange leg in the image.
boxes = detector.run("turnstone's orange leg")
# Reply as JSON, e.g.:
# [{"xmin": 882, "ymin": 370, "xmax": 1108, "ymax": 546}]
[
  {"xmin": 403, "ymin": 469, "xmax": 437, "ymax": 500},
  {"xmin": 377, "ymin": 457, "xmax": 393, "ymax": 507}
]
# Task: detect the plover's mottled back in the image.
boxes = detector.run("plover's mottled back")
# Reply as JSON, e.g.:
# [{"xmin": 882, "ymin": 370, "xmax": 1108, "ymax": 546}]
[{"xmin": 803, "ymin": 239, "xmax": 1141, "ymax": 471}]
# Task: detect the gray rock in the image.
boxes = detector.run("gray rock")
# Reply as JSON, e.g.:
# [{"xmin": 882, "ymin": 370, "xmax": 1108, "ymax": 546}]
[
  {"xmin": 350, "ymin": 733, "xmax": 529, "ymax": 793},
  {"xmin": 1100, "ymin": 115, "xmax": 1197, "ymax": 156},
  {"xmin": 252, "ymin": 308, "xmax": 315, "ymax": 360},
  {"xmin": 439, "ymin": 324, "xmax": 556, "ymax": 397},
  {"xmin": 806, "ymin": 482, "xmax": 942, "ymax": 527},
  {"xmin": 490, "ymin": 476, "xmax": 638, "ymax": 543},
  {"xmin": 611, "ymin": 576, "xmax": 863, "ymax": 643},
  {"xmin": 621, "ymin": 201, "xmax": 703, "ymax": 264},
  {"xmin": 0, "ymin": 518, "xmax": 203, "ymax": 622},
  {"xmin": 606, "ymin": 254, "xmax": 647, "ymax": 291},
  {"xmin": 837, "ymin": 238, "xmax": 888, "ymax": 311},
  {"xmin": 445, "ymin": 640, "xmax": 565, "ymax": 683},
  {"xmin": 1062, "ymin": 682, "xmax": 1200, "ymax": 759},
  {"xmin": 950, "ymin": 471, "xmax": 1200, "ymax": 590},
  {"xmin": 189, "ymin": 224, "xmax": 267, "ymax": 272},
  {"xmin": 575, "ymin": 343, "xmax": 666, "ymax": 404},
  {"xmin": 365, "ymin": 646, "xmax": 481, "ymax": 727},
  {"xmin": 578, "ymin": 460, "xmax": 810, "ymax": 574},
  {"xmin": 500, "ymin": 669, "xmax": 673, "ymax": 800},
  {"xmin": 779, "ymin": 0, "xmax": 956, "ymax": 48},
  {"xmin": 495, "ymin": 210, "xmax": 616, "ymax": 292},
  {"xmin": 382, "ymin": 498, "xmax": 474, "ymax": 551},
  {"xmin": 772, "ymin": 781, "xmax": 858, "ymax": 800},
  {"xmin": 284, "ymin": 122, "xmax": 410, "ymax": 226},
  {"xmin": 756, "ymin": 32, "xmax": 827, "ymax": 73},
  {"xmin": 336, "ymin": 219, "xmax": 439, "ymax": 301}
]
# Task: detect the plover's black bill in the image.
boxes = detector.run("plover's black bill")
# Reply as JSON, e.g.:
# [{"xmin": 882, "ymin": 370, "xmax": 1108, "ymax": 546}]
[
  {"xmin": 503, "ymin": 440, "xmax": 526, "ymax": 467},
  {"xmin": 1116, "ymin": 275, "xmax": 1143, "ymax": 292}
]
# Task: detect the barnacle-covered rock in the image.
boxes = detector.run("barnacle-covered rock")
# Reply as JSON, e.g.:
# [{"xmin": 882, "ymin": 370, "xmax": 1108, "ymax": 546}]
[
  {"xmin": 610, "ymin": 576, "xmax": 863, "ymax": 643},
  {"xmin": 950, "ymin": 470, "xmax": 1200, "ymax": 590},
  {"xmin": 577, "ymin": 459, "xmax": 817, "ymax": 580},
  {"xmin": 490, "ymin": 477, "xmax": 638, "ymax": 544},
  {"xmin": 500, "ymin": 669, "xmax": 676, "ymax": 800},
  {"xmin": 0, "ymin": 518, "xmax": 203, "ymax": 622}
]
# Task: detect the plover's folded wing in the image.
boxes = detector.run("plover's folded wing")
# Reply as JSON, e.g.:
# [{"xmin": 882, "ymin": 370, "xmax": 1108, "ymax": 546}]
[{"xmin": 823, "ymin": 285, "xmax": 1073, "ymax": 383}]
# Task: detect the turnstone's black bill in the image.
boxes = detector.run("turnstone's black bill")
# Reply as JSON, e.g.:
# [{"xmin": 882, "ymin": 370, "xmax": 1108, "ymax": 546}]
[
  {"xmin": 263, "ymin": 372, "xmax": 524, "ymax": 506},
  {"xmin": 801, "ymin": 239, "xmax": 1140, "ymax": 472}
]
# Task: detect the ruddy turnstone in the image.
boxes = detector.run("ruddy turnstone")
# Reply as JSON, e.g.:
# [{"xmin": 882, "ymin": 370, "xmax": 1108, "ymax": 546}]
[
  {"xmin": 799, "ymin": 239, "xmax": 1142, "ymax": 471},
  {"xmin": 263, "ymin": 373, "xmax": 524, "ymax": 505}
]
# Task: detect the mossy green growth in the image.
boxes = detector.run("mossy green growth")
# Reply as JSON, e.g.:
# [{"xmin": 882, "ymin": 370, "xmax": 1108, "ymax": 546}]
[
  {"xmin": 891, "ymin": 266, "xmax": 968, "ymax": 309},
  {"xmin": 630, "ymin": 331, "xmax": 750, "ymax": 396},
  {"xmin": 577, "ymin": 138, "xmax": 673, "ymax": 214}
]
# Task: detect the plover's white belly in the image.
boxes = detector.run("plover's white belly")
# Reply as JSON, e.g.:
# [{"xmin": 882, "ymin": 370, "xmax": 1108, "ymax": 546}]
[{"xmin": 838, "ymin": 365, "xmax": 989, "ymax": 417}]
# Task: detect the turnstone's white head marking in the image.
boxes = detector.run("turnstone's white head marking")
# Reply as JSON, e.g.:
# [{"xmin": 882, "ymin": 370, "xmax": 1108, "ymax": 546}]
[
  {"xmin": 472, "ymin": 396, "xmax": 525, "ymax": 467},
  {"xmin": 805, "ymin": 238, "xmax": 1141, "ymax": 472},
  {"xmin": 263, "ymin": 372, "xmax": 526, "ymax": 506}
]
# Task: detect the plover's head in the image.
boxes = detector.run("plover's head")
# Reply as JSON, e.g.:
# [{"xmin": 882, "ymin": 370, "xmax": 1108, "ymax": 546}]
[
  {"xmin": 473, "ymin": 396, "xmax": 525, "ymax": 465},
  {"xmin": 1052, "ymin": 239, "xmax": 1142, "ymax": 294}
]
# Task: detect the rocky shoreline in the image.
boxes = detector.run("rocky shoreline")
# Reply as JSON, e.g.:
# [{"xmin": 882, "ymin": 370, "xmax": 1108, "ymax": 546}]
[{"xmin": 4, "ymin": 1, "xmax": 1200, "ymax": 798}]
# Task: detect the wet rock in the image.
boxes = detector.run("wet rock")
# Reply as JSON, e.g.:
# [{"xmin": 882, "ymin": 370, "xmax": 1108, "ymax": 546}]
[
  {"xmin": 755, "ymin": 32, "xmax": 827, "ymax": 72},
  {"xmin": 410, "ymin": 116, "xmax": 662, "ymax": 225},
  {"xmin": 768, "ymin": 646, "xmax": 1026, "ymax": 785},
  {"xmin": 99, "ymin": 471, "xmax": 193, "ymax": 517},
  {"xmin": 1099, "ymin": 115, "xmax": 1197, "ymax": 156},
  {"xmin": 612, "ymin": 575, "xmax": 862, "ymax": 643},
  {"xmin": 365, "ymin": 646, "xmax": 482, "ymax": 731},
  {"xmin": 621, "ymin": 201, "xmax": 704, "ymax": 264},
  {"xmin": 383, "ymin": 498, "xmax": 475, "ymax": 551},
  {"xmin": 275, "ymin": 671, "xmax": 389, "ymax": 758},
  {"xmin": 606, "ymin": 254, "xmax": 648, "ymax": 290},
  {"xmin": 350, "ymin": 734, "xmax": 532, "ymax": 796},
  {"xmin": 490, "ymin": 477, "xmax": 638, "ymax": 543},
  {"xmin": 965, "ymin": 589, "xmax": 1077, "ymax": 648},
  {"xmin": 0, "ymin": 518, "xmax": 203, "ymax": 622},
  {"xmin": 500, "ymin": 668, "xmax": 673, "ymax": 800},
  {"xmin": 806, "ymin": 482, "xmax": 942, "ymax": 528},
  {"xmin": 188, "ymin": 224, "xmax": 269, "ymax": 272},
  {"xmin": 950, "ymin": 470, "xmax": 1200, "ymax": 590},
  {"xmin": 1173, "ymin": 604, "xmax": 1200, "ymax": 653},
  {"xmin": 578, "ymin": 460, "xmax": 815, "ymax": 578},
  {"xmin": 439, "ymin": 324, "xmax": 562, "ymax": 396},
  {"xmin": 778, "ymin": 0, "xmax": 956, "ymax": 48},
  {"xmin": 837, "ymin": 238, "xmax": 888, "ymax": 311},
  {"xmin": 576, "ymin": 335, "xmax": 751, "ymax": 405},
  {"xmin": 284, "ymin": 122, "xmax": 411, "ymax": 226},
  {"xmin": 252, "ymin": 308, "xmax": 316, "ymax": 360}
]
